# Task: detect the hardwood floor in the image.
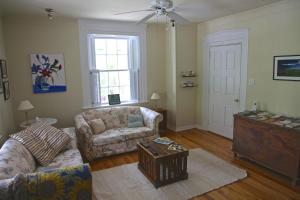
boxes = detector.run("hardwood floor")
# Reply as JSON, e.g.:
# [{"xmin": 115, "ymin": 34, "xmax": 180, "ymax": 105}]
[{"xmin": 90, "ymin": 129, "xmax": 300, "ymax": 200}]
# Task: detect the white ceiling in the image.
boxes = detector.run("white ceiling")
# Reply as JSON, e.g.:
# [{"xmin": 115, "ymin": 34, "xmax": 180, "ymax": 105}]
[{"xmin": 0, "ymin": 0, "xmax": 282, "ymax": 22}]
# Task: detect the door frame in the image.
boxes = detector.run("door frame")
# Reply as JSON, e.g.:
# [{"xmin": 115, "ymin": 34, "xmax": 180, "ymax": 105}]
[{"xmin": 201, "ymin": 29, "xmax": 248, "ymax": 132}]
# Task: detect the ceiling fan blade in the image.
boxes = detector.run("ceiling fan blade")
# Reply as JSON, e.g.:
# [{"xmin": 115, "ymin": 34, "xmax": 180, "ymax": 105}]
[
  {"xmin": 136, "ymin": 12, "xmax": 156, "ymax": 25},
  {"xmin": 114, "ymin": 9, "xmax": 154, "ymax": 15},
  {"xmin": 167, "ymin": 11, "xmax": 189, "ymax": 24}
]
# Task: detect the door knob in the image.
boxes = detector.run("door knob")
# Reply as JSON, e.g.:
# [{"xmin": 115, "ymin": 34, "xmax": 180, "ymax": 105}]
[{"xmin": 234, "ymin": 99, "xmax": 239, "ymax": 102}]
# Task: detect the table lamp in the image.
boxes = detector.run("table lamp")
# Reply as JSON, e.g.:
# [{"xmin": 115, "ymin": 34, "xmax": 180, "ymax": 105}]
[
  {"xmin": 18, "ymin": 100, "xmax": 34, "ymax": 125},
  {"xmin": 151, "ymin": 92, "xmax": 160, "ymax": 110}
]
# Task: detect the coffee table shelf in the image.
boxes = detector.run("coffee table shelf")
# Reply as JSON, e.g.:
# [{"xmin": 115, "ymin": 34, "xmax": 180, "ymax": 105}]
[{"xmin": 137, "ymin": 142, "xmax": 189, "ymax": 188}]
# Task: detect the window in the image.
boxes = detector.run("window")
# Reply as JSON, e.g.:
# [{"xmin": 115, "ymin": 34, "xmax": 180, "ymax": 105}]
[{"xmin": 89, "ymin": 35, "xmax": 140, "ymax": 106}]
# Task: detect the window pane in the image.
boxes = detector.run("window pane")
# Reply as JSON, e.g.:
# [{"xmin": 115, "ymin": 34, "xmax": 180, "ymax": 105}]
[
  {"xmin": 120, "ymin": 86, "xmax": 131, "ymax": 101},
  {"xmin": 117, "ymin": 39, "xmax": 128, "ymax": 55},
  {"xmin": 96, "ymin": 55, "xmax": 106, "ymax": 70},
  {"xmin": 100, "ymin": 72, "xmax": 108, "ymax": 87},
  {"xmin": 119, "ymin": 71, "xmax": 130, "ymax": 86},
  {"xmin": 108, "ymin": 87, "xmax": 120, "ymax": 95},
  {"xmin": 118, "ymin": 55, "xmax": 128, "ymax": 69},
  {"xmin": 108, "ymin": 71, "xmax": 119, "ymax": 87},
  {"xmin": 95, "ymin": 39, "xmax": 106, "ymax": 54},
  {"xmin": 107, "ymin": 39, "xmax": 117, "ymax": 54},
  {"xmin": 100, "ymin": 87, "xmax": 108, "ymax": 104},
  {"xmin": 107, "ymin": 55, "xmax": 118, "ymax": 70}
]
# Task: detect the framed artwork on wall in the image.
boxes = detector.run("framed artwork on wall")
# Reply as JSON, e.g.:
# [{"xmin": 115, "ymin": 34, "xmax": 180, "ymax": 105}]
[
  {"xmin": 31, "ymin": 53, "xmax": 67, "ymax": 93},
  {"xmin": 273, "ymin": 55, "xmax": 300, "ymax": 81},
  {"xmin": 0, "ymin": 59, "xmax": 7, "ymax": 79},
  {"xmin": 3, "ymin": 81, "xmax": 10, "ymax": 101}
]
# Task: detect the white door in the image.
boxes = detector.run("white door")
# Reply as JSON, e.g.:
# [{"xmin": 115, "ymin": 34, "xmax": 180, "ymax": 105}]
[{"xmin": 208, "ymin": 44, "xmax": 242, "ymax": 139}]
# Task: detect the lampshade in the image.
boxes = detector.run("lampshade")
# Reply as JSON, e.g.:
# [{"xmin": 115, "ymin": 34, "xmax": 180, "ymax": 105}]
[
  {"xmin": 151, "ymin": 92, "xmax": 160, "ymax": 100},
  {"xmin": 17, "ymin": 100, "xmax": 34, "ymax": 111}
]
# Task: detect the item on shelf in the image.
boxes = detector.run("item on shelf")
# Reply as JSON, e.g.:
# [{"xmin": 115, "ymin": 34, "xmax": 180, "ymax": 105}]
[
  {"xmin": 181, "ymin": 81, "xmax": 196, "ymax": 88},
  {"xmin": 153, "ymin": 137, "xmax": 174, "ymax": 145},
  {"xmin": 271, "ymin": 114, "xmax": 282, "ymax": 119},
  {"xmin": 286, "ymin": 123, "xmax": 300, "ymax": 128},
  {"xmin": 181, "ymin": 70, "xmax": 196, "ymax": 77}
]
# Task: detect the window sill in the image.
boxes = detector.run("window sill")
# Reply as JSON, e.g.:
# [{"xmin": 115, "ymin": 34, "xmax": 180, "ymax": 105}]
[{"xmin": 82, "ymin": 100, "xmax": 149, "ymax": 110}]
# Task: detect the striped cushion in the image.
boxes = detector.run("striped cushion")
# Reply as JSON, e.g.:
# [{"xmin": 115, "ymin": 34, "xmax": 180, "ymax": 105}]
[{"xmin": 10, "ymin": 123, "xmax": 70, "ymax": 166}]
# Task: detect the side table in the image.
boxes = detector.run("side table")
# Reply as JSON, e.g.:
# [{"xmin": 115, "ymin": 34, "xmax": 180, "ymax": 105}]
[
  {"xmin": 154, "ymin": 108, "xmax": 167, "ymax": 132},
  {"xmin": 20, "ymin": 118, "xmax": 58, "ymax": 129}
]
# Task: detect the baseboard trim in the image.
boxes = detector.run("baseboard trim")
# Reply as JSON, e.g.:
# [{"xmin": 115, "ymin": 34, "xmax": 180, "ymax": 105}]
[{"xmin": 167, "ymin": 124, "xmax": 208, "ymax": 132}]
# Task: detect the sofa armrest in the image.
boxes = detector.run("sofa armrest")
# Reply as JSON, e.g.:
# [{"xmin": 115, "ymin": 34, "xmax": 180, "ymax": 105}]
[
  {"xmin": 74, "ymin": 114, "xmax": 93, "ymax": 161},
  {"xmin": 140, "ymin": 107, "xmax": 163, "ymax": 135},
  {"xmin": 1, "ymin": 164, "xmax": 92, "ymax": 200}
]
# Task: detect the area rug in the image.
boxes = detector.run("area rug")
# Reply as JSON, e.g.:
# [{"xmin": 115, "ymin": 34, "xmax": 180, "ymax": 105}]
[{"xmin": 92, "ymin": 148, "xmax": 247, "ymax": 200}]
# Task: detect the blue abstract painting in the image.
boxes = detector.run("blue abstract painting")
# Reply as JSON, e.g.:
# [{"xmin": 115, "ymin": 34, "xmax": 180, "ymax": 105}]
[{"xmin": 31, "ymin": 54, "xmax": 67, "ymax": 93}]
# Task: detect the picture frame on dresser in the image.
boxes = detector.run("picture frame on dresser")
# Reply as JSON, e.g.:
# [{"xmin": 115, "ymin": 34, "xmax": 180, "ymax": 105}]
[{"xmin": 273, "ymin": 55, "xmax": 300, "ymax": 81}]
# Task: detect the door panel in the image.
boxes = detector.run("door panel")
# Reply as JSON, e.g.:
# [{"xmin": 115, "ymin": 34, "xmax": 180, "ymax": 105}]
[{"xmin": 208, "ymin": 44, "xmax": 242, "ymax": 139}]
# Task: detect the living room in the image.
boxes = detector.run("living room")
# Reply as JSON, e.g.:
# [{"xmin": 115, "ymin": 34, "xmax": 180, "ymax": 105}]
[{"xmin": 0, "ymin": 0, "xmax": 299, "ymax": 199}]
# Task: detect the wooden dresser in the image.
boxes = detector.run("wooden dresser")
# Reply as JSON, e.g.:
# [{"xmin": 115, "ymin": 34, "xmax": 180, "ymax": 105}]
[{"xmin": 233, "ymin": 112, "xmax": 300, "ymax": 185}]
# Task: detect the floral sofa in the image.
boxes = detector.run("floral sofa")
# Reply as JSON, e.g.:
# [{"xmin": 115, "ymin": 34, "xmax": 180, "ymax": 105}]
[
  {"xmin": 75, "ymin": 106, "xmax": 163, "ymax": 161},
  {"xmin": 0, "ymin": 128, "xmax": 92, "ymax": 200}
]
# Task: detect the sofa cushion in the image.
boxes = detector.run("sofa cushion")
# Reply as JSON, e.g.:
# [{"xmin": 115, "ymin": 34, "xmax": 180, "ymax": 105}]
[
  {"xmin": 119, "ymin": 127, "xmax": 153, "ymax": 140},
  {"xmin": 35, "ymin": 149, "xmax": 83, "ymax": 172},
  {"xmin": 92, "ymin": 129, "xmax": 125, "ymax": 146},
  {"xmin": 90, "ymin": 118, "xmax": 106, "ymax": 134},
  {"xmin": 92, "ymin": 127, "xmax": 153, "ymax": 146},
  {"xmin": 10, "ymin": 123, "xmax": 70, "ymax": 166},
  {"xmin": 0, "ymin": 139, "xmax": 36, "ymax": 180},
  {"xmin": 128, "ymin": 114, "xmax": 144, "ymax": 128},
  {"xmin": 82, "ymin": 106, "xmax": 142, "ymax": 130}
]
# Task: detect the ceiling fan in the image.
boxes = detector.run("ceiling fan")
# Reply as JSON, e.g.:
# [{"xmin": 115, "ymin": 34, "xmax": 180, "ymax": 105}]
[{"xmin": 115, "ymin": 0, "xmax": 189, "ymax": 25}]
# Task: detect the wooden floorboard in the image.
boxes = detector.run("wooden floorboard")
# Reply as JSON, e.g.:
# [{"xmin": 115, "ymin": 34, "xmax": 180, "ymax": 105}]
[{"xmin": 90, "ymin": 129, "xmax": 300, "ymax": 200}]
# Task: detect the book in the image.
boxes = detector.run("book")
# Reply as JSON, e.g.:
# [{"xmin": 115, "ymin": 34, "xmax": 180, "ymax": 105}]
[
  {"xmin": 153, "ymin": 137, "xmax": 174, "ymax": 145},
  {"xmin": 286, "ymin": 123, "xmax": 300, "ymax": 128}
]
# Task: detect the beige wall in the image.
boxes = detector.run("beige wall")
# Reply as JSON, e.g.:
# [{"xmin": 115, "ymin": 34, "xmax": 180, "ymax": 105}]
[
  {"xmin": 3, "ymin": 17, "xmax": 167, "ymax": 128},
  {"xmin": 175, "ymin": 24, "xmax": 197, "ymax": 128},
  {"xmin": 146, "ymin": 24, "xmax": 166, "ymax": 109},
  {"xmin": 165, "ymin": 24, "xmax": 198, "ymax": 130},
  {"xmin": 165, "ymin": 25, "xmax": 177, "ymax": 129},
  {"xmin": 0, "ymin": 18, "xmax": 15, "ymax": 138},
  {"xmin": 3, "ymin": 16, "xmax": 83, "ymax": 128},
  {"xmin": 196, "ymin": 0, "xmax": 300, "ymax": 125}
]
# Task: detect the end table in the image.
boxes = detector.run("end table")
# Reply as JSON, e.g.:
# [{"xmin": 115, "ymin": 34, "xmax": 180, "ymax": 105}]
[
  {"xmin": 154, "ymin": 108, "xmax": 167, "ymax": 132},
  {"xmin": 20, "ymin": 118, "xmax": 58, "ymax": 129}
]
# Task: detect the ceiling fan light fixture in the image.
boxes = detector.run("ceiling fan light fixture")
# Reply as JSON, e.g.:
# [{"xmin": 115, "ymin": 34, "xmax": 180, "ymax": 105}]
[{"xmin": 45, "ymin": 8, "xmax": 55, "ymax": 20}]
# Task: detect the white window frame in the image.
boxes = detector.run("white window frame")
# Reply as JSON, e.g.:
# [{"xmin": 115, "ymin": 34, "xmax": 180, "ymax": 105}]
[
  {"xmin": 89, "ymin": 34, "xmax": 139, "ymax": 105},
  {"xmin": 78, "ymin": 19, "xmax": 147, "ymax": 108}
]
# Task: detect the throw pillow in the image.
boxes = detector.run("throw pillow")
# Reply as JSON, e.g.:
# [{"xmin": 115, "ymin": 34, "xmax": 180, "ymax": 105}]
[
  {"xmin": 10, "ymin": 123, "xmax": 71, "ymax": 166},
  {"xmin": 90, "ymin": 118, "xmax": 106, "ymax": 134},
  {"xmin": 128, "ymin": 114, "xmax": 144, "ymax": 128}
]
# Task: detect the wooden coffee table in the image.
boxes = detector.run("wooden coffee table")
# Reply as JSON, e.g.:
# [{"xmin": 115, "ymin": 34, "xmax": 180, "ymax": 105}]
[{"xmin": 137, "ymin": 141, "xmax": 189, "ymax": 188}]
